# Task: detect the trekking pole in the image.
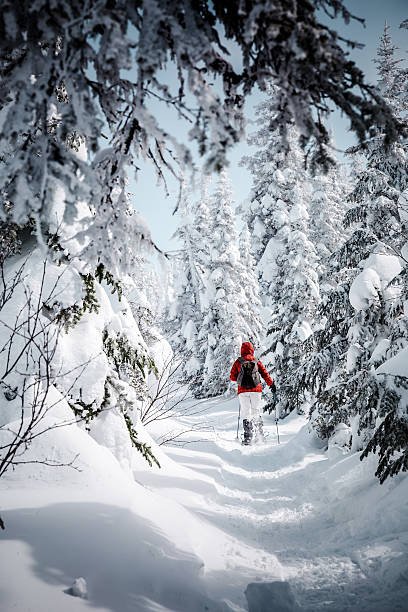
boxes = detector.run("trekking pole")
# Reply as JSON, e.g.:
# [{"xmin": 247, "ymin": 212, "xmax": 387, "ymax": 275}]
[
  {"xmin": 275, "ymin": 405, "xmax": 280, "ymax": 444},
  {"xmin": 236, "ymin": 399, "xmax": 241, "ymax": 440}
]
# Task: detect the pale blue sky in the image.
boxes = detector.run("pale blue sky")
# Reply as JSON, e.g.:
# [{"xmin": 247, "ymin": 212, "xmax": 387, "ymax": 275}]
[{"xmin": 128, "ymin": 0, "xmax": 408, "ymax": 253}]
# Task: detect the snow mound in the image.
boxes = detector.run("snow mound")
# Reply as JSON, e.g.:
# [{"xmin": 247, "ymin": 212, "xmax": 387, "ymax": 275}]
[
  {"xmin": 65, "ymin": 577, "xmax": 88, "ymax": 599},
  {"xmin": 328, "ymin": 422, "xmax": 352, "ymax": 459}
]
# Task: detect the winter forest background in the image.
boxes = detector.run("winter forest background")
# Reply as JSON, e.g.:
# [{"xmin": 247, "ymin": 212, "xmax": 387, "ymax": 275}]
[{"xmin": 1, "ymin": 1, "xmax": 408, "ymax": 611}]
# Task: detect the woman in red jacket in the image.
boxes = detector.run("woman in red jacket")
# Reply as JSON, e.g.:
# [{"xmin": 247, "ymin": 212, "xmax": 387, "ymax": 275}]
[{"xmin": 230, "ymin": 341, "xmax": 276, "ymax": 444}]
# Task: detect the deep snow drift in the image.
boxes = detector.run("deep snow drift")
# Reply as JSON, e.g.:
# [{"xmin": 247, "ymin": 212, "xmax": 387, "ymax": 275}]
[{"xmin": 1, "ymin": 393, "xmax": 408, "ymax": 612}]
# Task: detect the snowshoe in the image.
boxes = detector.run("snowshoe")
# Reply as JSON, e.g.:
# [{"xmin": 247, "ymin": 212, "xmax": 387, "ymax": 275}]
[
  {"xmin": 254, "ymin": 434, "xmax": 266, "ymax": 444},
  {"xmin": 253, "ymin": 416, "xmax": 266, "ymax": 443},
  {"xmin": 241, "ymin": 432, "xmax": 268, "ymax": 445}
]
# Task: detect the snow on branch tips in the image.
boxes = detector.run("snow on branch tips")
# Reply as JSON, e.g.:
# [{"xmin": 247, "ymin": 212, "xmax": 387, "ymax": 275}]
[{"xmin": 0, "ymin": 0, "xmax": 405, "ymax": 274}]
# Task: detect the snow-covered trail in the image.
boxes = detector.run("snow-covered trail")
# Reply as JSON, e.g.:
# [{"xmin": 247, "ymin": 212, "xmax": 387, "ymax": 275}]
[
  {"xmin": 139, "ymin": 396, "xmax": 408, "ymax": 611},
  {"xmin": 1, "ymin": 394, "xmax": 408, "ymax": 612}
]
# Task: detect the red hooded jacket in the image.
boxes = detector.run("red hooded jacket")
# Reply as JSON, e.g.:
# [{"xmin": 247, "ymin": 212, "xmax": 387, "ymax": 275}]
[{"xmin": 230, "ymin": 342, "xmax": 274, "ymax": 394}]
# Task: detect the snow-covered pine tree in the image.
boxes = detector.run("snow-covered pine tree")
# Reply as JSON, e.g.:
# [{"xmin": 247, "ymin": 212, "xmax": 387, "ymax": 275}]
[
  {"xmin": 165, "ymin": 169, "xmax": 261, "ymax": 400},
  {"xmin": 304, "ymin": 24, "xmax": 408, "ymax": 477},
  {"xmin": 263, "ymin": 178, "xmax": 320, "ymax": 416},
  {"xmin": 237, "ymin": 223, "xmax": 263, "ymax": 347},
  {"xmin": 357, "ymin": 23, "xmax": 408, "ymax": 481},
  {"xmin": 308, "ymin": 159, "xmax": 351, "ymax": 289},
  {"xmin": 375, "ymin": 21, "xmax": 406, "ymax": 108},
  {"xmin": 363, "ymin": 204, "xmax": 408, "ymax": 481},
  {"xmin": 240, "ymin": 84, "xmax": 287, "ymax": 275},
  {"xmin": 165, "ymin": 177, "xmax": 203, "ymax": 387},
  {"xmin": 291, "ymin": 149, "xmax": 352, "ymax": 415},
  {"xmin": 199, "ymin": 170, "xmax": 240, "ymax": 396},
  {"xmin": 192, "ymin": 172, "xmax": 212, "ymax": 279},
  {"xmin": 125, "ymin": 254, "xmax": 163, "ymax": 347},
  {"xmin": 335, "ymin": 24, "xmax": 407, "ymax": 454},
  {"xmin": 241, "ymin": 83, "xmax": 322, "ymax": 302},
  {"xmin": 198, "ymin": 169, "xmax": 262, "ymax": 397},
  {"xmin": 242, "ymin": 89, "xmax": 320, "ymax": 415},
  {"xmin": 187, "ymin": 172, "xmax": 214, "ymax": 394}
]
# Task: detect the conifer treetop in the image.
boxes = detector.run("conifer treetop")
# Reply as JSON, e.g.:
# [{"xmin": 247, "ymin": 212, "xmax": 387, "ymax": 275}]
[{"xmin": 374, "ymin": 22, "xmax": 405, "ymax": 112}]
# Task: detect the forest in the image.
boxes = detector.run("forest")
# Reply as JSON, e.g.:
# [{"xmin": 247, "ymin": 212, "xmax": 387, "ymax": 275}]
[{"xmin": 0, "ymin": 2, "xmax": 407, "ymax": 611}]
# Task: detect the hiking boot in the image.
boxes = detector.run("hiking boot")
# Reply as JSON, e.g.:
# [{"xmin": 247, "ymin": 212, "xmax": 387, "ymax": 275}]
[{"xmin": 242, "ymin": 419, "xmax": 254, "ymax": 445}]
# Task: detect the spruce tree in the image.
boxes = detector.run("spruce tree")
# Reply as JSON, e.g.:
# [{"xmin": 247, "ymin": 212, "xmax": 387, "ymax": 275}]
[
  {"xmin": 241, "ymin": 84, "xmax": 291, "ymax": 273},
  {"xmin": 303, "ymin": 24, "xmax": 408, "ymax": 477},
  {"xmin": 243, "ymin": 88, "xmax": 320, "ymax": 415},
  {"xmin": 197, "ymin": 169, "xmax": 265, "ymax": 397},
  {"xmin": 237, "ymin": 223, "xmax": 263, "ymax": 347},
  {"xmin": 359, "ymin": 23, "xmax": 408, "ymax": 481},
  {"xmin": 198, "ymin": 170, "xmax": 241, "ymax": 396},
  {"xmin": 165, "ymin": 177, "xmax": 202, "ymax": 386},
  {"xmin": 308, "ymin": 161, "xmax": 351, "ymax": 289},
  {"xmin": 263, "ymin": 176, "xmax": 320, "ymax": 416},
  {"xmin": 192, "ymin": 173, "xmax": 212, "ymax": 280},
  {"xmin": 337, "ymin": 23, "xmax": 407, "ymax": 451},
  {"xmin": 164, "ymin": 169, "xmax": 264, "ymax": 399},
  {"xmin": 189, "ymin": 172, "xmax": 214, "ymax": 393},
  {"xmin": 293, "ymin": 153, "xmax": 352, "ymax": 420}
]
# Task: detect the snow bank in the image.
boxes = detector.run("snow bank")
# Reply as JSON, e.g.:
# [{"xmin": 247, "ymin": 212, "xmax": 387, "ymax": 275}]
[
  {"xmin": 327, "ymin": 422, "xmax": 352, "ymax": 459},
  {"xmin": 0, "ymin": 246, "xmax": 167, "ymax": 484},
  {"xmin": 1, "ymin": 393, "xmax": 284, "ymax": 612}
]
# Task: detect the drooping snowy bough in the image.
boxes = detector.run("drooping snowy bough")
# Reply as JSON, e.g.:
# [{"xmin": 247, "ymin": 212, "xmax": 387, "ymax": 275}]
[{"xmin": 0, "ymin": 0, "xmax": 404, "ymax": 262}]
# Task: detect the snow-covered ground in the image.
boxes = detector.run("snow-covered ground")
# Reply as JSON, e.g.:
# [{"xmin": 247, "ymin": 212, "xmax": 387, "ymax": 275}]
[{"xmin": 1, "ymin": 395, "xmax": 408, "ymax": 612}]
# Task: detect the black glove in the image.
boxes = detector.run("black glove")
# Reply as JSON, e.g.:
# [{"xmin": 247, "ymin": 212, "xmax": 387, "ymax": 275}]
[{"xmin": 270, "ymin": 382, "xmax": 276, "ymax": 393}]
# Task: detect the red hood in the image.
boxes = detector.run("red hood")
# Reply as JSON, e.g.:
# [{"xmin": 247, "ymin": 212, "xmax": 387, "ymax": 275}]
[{"xmin": 241, "ymin": 341, "xmax": 255, "ymax": 360}]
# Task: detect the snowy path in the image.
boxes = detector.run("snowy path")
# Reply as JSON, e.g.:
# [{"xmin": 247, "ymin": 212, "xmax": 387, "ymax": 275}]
[
  {"xmin": 139, "ymin": 396, "xmax": 408, "ymax": 612},
  {"xmin": 1, "ymin": 394, "xmax": 408, "ymax": 611}
]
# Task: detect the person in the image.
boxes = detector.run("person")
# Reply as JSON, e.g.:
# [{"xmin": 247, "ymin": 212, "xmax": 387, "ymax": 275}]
[{"xmin": 230, "ymin": 341, "xmax": 276, "ymax": 444}]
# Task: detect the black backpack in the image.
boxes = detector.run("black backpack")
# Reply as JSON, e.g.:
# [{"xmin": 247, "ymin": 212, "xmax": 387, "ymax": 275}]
[{"xmin": 237, "ymin": 357, "xmax": 261, "ymax": 389}]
